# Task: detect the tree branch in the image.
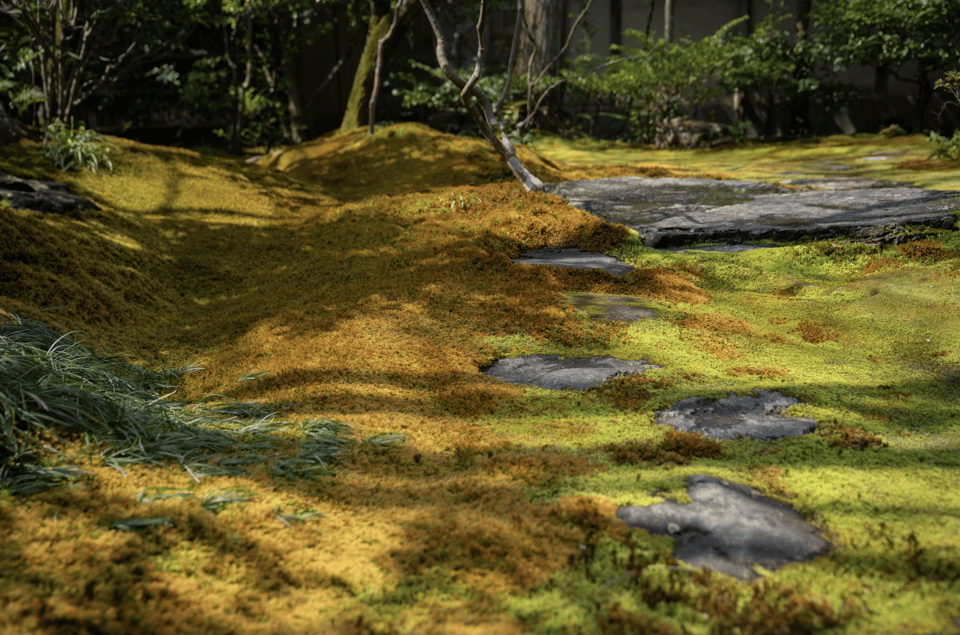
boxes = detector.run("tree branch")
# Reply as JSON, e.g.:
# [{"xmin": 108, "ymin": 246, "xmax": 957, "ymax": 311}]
[
  {"xmin": 369, "ymin": 0, "xmax": 409, "ymax": 135},
  {"xmin": 419, "ymin": 0, "xmax": 543, "ymax": 191}
]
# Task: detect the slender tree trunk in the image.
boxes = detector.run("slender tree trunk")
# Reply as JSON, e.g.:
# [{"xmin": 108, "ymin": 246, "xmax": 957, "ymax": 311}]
[
  {"xmin": 663, "ymin": 0, "xmax": 673, "ymax": 41},
  {"xmin": 340, "ymin": 2, "xmax": 416, "ymax": 133},
  {"xmin": 610, "ymin": 0, "xmax": 622, "ymax": 48},
  {"xmin": 369, "ymin": 0, "xmax": 409, "ymax": 135},
  {"xmin": 645, "ymin": 0, "xmax": 656, "ymax": 37},
  {"xmin": 517, "ymin": 0, "xmax": 564, "ymax": 78},
  {"xmin": 282, "ymin": 58, "xmax": 306, "ymax": 143},
  {"xmin": 790, "ymin": 0, "xmax": 813, "ymax": 135},
  {"xmin": 419, "ymin": 0, "xmax": 544, "ymax": 191}
]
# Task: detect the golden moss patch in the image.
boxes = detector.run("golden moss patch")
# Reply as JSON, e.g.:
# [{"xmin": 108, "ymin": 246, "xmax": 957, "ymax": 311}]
[
  {"xmin": 2, "ymin": 125, "xmax": 959, "ymax": 634},
  {"xmin": 601, "ymin": 430, "xmax": 723, "ymax": 466}
]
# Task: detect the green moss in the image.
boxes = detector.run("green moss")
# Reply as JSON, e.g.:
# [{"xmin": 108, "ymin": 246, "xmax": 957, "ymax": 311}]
[{"xmin": 1, "ymin": 127, "xmax": 959, "ymax": 634}]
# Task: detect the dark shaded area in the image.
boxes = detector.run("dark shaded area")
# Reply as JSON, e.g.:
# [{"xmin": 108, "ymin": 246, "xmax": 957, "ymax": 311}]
[{"xmin": 0, "ymin": 169, "xmax": 101, "ymax": 216}]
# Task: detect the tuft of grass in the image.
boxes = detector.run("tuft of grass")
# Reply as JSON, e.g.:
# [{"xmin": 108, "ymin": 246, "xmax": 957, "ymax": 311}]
[
  {"xmin": 0, "ymin": 310, "xmax": 402, "ymax": 494},
  {"xmin": 41, "ymin": 118, "xmax": 118, "ymax": 173}
]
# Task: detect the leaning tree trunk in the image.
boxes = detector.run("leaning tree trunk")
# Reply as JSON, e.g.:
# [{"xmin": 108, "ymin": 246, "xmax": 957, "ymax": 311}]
[{"xmin": 419, "ymin": 0, "xmax": 544, "ymax": 191}]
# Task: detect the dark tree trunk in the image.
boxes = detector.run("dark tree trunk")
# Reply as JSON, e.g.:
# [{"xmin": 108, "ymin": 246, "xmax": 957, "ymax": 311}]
[
  {"xmin": 610, "ymin": 0, "xmax": 622, "ymax": 48},
  {"xmin": 517, "ymin": 0, "xmax": 565, "ymax": 78}
]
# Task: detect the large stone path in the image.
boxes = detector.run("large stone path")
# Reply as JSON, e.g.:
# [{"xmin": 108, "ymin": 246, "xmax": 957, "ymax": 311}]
[{"xmin": 543, "ymin": 176, "xmax": 960, "ymax": 248}]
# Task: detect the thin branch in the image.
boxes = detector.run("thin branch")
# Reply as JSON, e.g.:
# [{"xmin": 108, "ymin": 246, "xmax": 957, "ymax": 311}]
[
  {"xmin": 369, "ymin": 0, "xmax": 409, "ymax": 135},
  {"xmin": 493, "ymin": 0, "xmax": 523, "ymax": 121},
  {"xmin": 460, "ymin": 0, "xmax": 487, "ymax": 100},
  {"xmin": 516, "ymin": 0, "xmax": 594, "ymax": 134},
  {"xmin": 419, "ymin": 0, "xmax": 543, "ymax": 191}
]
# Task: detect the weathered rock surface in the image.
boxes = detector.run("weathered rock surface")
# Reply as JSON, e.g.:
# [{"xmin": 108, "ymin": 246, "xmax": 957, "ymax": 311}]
[
  {"xmin": 1, "ymin": 170, "xmax": 100, "ymax": 216},
  {"xmin": 542, "ymin": 176, "xmax": 960, "ymax": 248},
  {"xmin": 511, "ymin": 248, "xmax": 634, "ymax": 275},
  {"xmin": 0, "ymin": 111, "xmax": 40, "ymax": 146},
  {"xmin": 617, "ymin": 474, "xmax": 832, "ymax": 580},
  {"xmin": 655, "ymin": 390, "xmax": 816, "ymax": 440},
  {"xmin": 481, "ymin": 354, "xmax": 660, "ymax": 391}
]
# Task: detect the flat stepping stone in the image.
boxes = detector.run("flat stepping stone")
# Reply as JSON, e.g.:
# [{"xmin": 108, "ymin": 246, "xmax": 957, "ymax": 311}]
[
  {"xmin": 655, "ymin": 390, "xmax": 816, "ymax": 440},
  {"xmin": 567, "ymin": 292, "xmax": 659, "ymax": 322},
  {"xmin": 511, "ymin": 248, "xmax": 634, "ymax": 275},
  {"xmin": 617, "ymin": 474, "xmax": 832, "ymax": 580},
  {"xmin": 542, "ymin": 176, "xmax": 960, "ymax": 248},
  {"xmin": 481, "ymin": 354, "xmax": 660, "ymax": 391}
]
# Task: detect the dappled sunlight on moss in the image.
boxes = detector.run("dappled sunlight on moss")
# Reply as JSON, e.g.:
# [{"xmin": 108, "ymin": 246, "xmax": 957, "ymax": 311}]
[{"xmin": 1, "ymin": 124, "xmax": 959, "ymax": 633}]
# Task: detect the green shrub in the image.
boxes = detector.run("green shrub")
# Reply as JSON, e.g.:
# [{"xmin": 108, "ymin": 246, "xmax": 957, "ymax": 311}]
[
  {"xmin": 928, "ymin": 71, "xmax": 960, "ymax": 160},
  {"xmin": 41, "ymin": 117, "xmax": 117, "ymax": 173},
  {"xmin": 927, "ymin": 130, "xmax": 960, "ymax": 161},
  {"xmin": 566, "ymin": 18, "xmax": 746, "ymax": 146}
]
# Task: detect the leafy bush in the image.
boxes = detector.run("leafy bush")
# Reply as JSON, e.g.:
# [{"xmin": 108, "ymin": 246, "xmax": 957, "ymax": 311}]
[
  {"xmin": 718, "ymin": 14, "xmax": 857, "ymax": 138},
  {"xmin": 928, "ymin": 70, "xmax": 960, "ymax": 160},
  {"xmin": 927, "ymin": 130, "xmax": 960, "ymax": 160},
  {"xmin": 41, "ymin": 118, "xmax": 117, "ymax": 173},
  {"xmin": 388, "ymin": 60, "xmax": 545, "ymax": 141},
  {"xmin": 565, "ymin": 18, "xmax": 746, "ymax": 146}
]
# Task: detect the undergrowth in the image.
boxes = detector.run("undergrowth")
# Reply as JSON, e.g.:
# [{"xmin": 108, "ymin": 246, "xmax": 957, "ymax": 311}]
[{"xmin": 0, "ymin": 310, "xmax": 403, "ymax": 494}]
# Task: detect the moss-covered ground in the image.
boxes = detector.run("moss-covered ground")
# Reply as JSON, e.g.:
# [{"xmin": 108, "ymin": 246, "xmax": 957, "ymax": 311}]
[{"xmin": 1, "ymin": 123, "xmax": 958, "ymax": 634}]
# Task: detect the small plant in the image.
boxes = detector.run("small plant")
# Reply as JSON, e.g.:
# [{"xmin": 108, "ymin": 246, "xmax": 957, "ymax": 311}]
[
  {"xmin": 729, "ymin": 120, "xmax": 750, "ymax": 143},
  {"xmin": 879, "ymin": 123, "xmax": 906, "ymax": 138},
  {"xmin": 927, "ymin": 130, "xmax": 960, "ymax": 161},
  {"xmin": 928, "ymin": 71, "xmax": 960, "ymax": 161},
  {"xmin": 41, "ymin": 117, "xmax": 117, "ymax": 173}
]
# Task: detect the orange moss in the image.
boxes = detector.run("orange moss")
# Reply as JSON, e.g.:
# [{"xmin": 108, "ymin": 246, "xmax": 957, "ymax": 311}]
[
  {"xmin": 796, "ymin": 319, "xmax": 835, "ymax": 344},
  {"xmin": 592, "ymin": 375, "xmax": 676, "ymax": 410},
  {"xmin": 673, "ymin": 311, "xmax": 756, "ymax": 336},
  {"xmin": 768, "ymin": 317, "xmax": 790, "ymax": 325},
  {"xmin": 817, "ymin": 420, "xmax": 889, "ymax": 451},
  {"xmin": 726, "ymin": 366, "xmax": 789, "ymax": 380},
  {"xmin": 860, "ymin": 256, "xmax": 899, "ymax": 275},
  {"xmin": 601, "ymin": 429, "xmax": 723, "ymax": 466},
  {"xmin": 897, "ymin": 239, "xmax": 958, "ymax": 263}
]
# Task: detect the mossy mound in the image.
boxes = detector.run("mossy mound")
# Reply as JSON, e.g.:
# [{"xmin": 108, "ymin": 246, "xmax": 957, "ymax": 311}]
[{"xmin": 0, "ymin": 127, "xmax": 958, "ymax": 634}]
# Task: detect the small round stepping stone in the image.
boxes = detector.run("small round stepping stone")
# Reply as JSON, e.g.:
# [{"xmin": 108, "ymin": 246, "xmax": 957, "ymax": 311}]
[
  {"xmin": 655, "ymin": 389, "xmax": 816, "ymax": 440},
  {"xmin": 511, "ymin": 248, "xmax": 635, "ymax": 276},
  {"xmin": 481, "ymin": 354, "xmax": 660, "ymax": 391},
  {"xmin": 617, "ymin": 474, "xmax": 832, "ymax": 580}
]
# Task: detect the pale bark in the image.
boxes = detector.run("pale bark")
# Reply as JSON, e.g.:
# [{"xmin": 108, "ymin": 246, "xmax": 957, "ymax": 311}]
[
  {"xmin": 340, "ymin": 1, "xmax": 417, "ymax": 133},
  {"xmin": 663, "ymin": 0, "xmax": 674, "ymax": 41},
  {"xmin": 369, "ymin": 0, "xmax": 410, "ymax": 136},
  {"xmin": 419, "ymin": 0, "xmax": 544, "ymax": 191}
]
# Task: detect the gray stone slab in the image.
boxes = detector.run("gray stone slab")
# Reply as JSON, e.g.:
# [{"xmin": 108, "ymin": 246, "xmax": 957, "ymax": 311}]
[
  {"xmin": 481, "ymin": 354, "xmax": 660, "ymax": 390},
  {"xmin": 617, "ymin": 474, "xmax": 832, "ymax": 580},
  {"xmin": 0, "ymin": 170, "xmax": 101, "ymax": 216},
  {"xmin": 542, "ymin": 176, "xmax": 960, "ymax": 248},
  {"xmin": 655, "ymin": 390, "xmax": 817, "ymax": 440},
  {"xmin": 511, "ymin": 248, "xmax": 635, "ymax": 275}
]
